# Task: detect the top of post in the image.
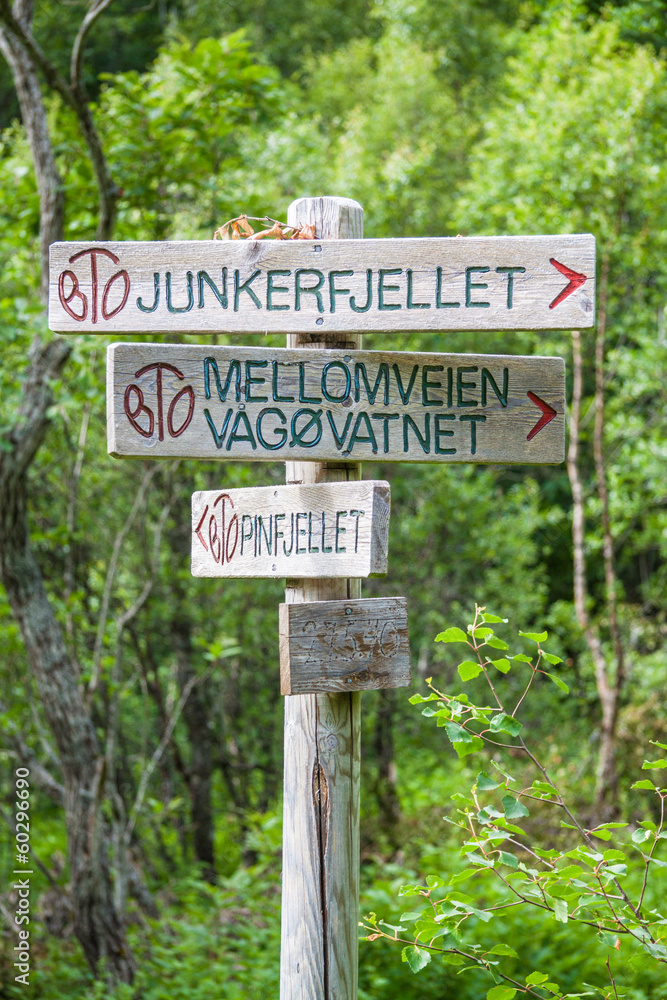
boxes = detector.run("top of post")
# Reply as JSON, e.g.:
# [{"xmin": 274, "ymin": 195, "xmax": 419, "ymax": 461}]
[{"xmin": 287, "ymin": 196, "xmax": 363, "ymax": 240}]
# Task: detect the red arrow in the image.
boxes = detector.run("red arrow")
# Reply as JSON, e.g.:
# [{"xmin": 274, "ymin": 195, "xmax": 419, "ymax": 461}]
[
  {"xmin": 549, "ymin": 258, "xmax": 587, "ymax": 309},
  {"xmin": 527, "ymin": 391, "xmax": 557, "ymax": 441}
]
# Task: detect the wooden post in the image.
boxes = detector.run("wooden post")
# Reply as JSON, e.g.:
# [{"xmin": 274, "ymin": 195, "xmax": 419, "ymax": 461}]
[{"xmin": 281, "ymin": 196, "xmax": 364, "ymax": 1000}]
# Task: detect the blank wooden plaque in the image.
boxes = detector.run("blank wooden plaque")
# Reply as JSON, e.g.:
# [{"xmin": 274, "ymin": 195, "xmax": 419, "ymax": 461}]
[{"xmin": 279, "ymin": 597, "xmax": 411, "ymax": 695}]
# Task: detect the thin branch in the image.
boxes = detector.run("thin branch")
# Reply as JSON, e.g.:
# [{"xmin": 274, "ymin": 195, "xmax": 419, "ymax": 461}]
[
  {"xmin": 88, "ymin": 465, "xmax": 157, "ymax": 702},
  {"xmin": 70, "ymin": 0, "xmax": 115, "ymax": 90},
  {"xmin": 123, "ymin": 668, "xmax": 211, "ymax": 845}
]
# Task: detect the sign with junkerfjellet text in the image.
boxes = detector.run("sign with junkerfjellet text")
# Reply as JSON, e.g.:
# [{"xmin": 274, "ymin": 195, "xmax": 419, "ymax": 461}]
[
  {"xmin": 107, "ymin": 342, "xmax": 565, "ymax": 465},
  {"xmin": 50, "ymin": 234, "xmax": 595, "ymax": 334}
]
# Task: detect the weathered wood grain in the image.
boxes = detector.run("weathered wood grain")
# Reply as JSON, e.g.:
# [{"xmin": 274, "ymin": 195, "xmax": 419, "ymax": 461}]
[
  {"xmin": 191, "ymin": 481, "xmax": 390, "ymax": 579},
  {"xmin": 279, "ymin": 598, "xmax": 411, "ymax": 695},
  {"xmin": 49, "ymin": 233, "xmax": 595, "ymax": 333},
  {"xmin": 107, "ymin": 342, "xmax": 566, "ymax": 465},
  {"xmin": 280, "ymin": 197, "xmax": 363, "ymax": 1000}
]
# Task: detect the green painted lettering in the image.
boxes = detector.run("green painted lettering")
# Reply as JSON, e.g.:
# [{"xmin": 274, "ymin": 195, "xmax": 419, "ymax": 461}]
[
  {"xmin": 266, "ymin": 269, "xmax": 291, "ymax": 311},
  {"xmin": 296, "ymin": 512, "xmax": 307, "ymax": 554},
  {"xmin": 347, "ymin": 412, "xmax": 378, "ymax": 453},
  {"xmin": 137, "ymin": 272, "xmax": 159, "ymax": 312},
  {"xmin": 465, "ymin": 266, "xmax": 490, "ymax": 308},
  {"xmin": 350, "ymin": 269, "xmax": 373, "ymax": 312},
  {"xmin": 434, "ymin": 413, "xmax": 456, "ymax": 454},
  {"xmin": 436, "ymin": 266, "xmax": 460, "ymax": 309},
  {"xmin": 272, "ymin": 361, "xmax": 295, "ymax": 403},
  {"xmin": 422, "ymin": 365, "xmax": 444, "ymax": 406},
  {"xmin": 203, "ymin": 406, "xmax": 233, "ymax": 448},
  {"xmin": 403, "ymin": 413, "xmax": 430, "ymax": 454},
  {"xmin": 407, "ymin": 269, "xmax": 430, "ymax": 309},
  {"xmin": 204, "ymin": 357, "xmax": 241, "ymax": 402},
  {"xmin": 378, "ymin": 268, "xmax": 402, "ymax": 311},
  {"xmin": 354, "ymin": 362, "xmax": 390, "ymax": 405},
  {"xmin": 166, "ymin": 271, "xmax": 194, "ymax": 313},
  {"xmin": 393, "ymin": 364, "xmax": 419, "ymax": 404},
  {"xmin": 256, "ymin": 407, "xmax": 287, "ymax": 450},
  {"xmin": 197, "ymin": 269, "xmax": 227, "ymax": 309},
  {"xmin": 234, "ymin": 269, "xmax": 262, "ymax": 310},
  {"xmin": 226, "ymin": 410, "xmax": 257, "ymax": 450},
  {"xmin": 495, "ymin": 266, "xmax": 526, "ymax": 309},
  {"xmin": 245, "ymin": 360, "xmax": 268, "ymax": 402},
  {"xmin": 321, "ymin": 361, "xmax": 351, "ymax": 402},
  {"xmin": 327, "ymin": 410, "xmax": 353, "ymax": 449},
  {"xmin": 372, "ymin": 413, "xmax": 399, "ymax": 453},
  {"xmin": 329, "ymin": 270, "xmax": 353, "ymax": 312},
  {"xmin": 298, "ymin": 362, "xmax": 322, "ymax": 403},
  {"xmin": 459, "ymin": 413, "xmax": 486, "ymax": 454},
  {"xmin": 295, "ymin": 269, "xmax": 325, "ymax": 312},
  {"xmin": 481, "ymin": 367, "xmax": 509, "ymax": 407},
  {"xmin": 335, "ymin": 511, "xmax": 347, "ymax": 552},
  {"xmin": 457, "ymin": 366, "xmax": 478, "ymax": 407}
]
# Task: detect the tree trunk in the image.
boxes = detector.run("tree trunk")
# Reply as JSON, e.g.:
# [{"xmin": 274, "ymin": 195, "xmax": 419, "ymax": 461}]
[
  {"xmin": 0, "ymin": 341, "xmax": 135, "ymax": 983},
  {"xmin": 372, "ymin": 689, "xmax": 401, "ymax": 850}
]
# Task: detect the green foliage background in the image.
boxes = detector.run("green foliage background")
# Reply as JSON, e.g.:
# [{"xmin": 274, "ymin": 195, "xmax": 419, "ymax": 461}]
[{"xmin": 1, "ymin": 0, "xmax": 667, "ymax": 996}]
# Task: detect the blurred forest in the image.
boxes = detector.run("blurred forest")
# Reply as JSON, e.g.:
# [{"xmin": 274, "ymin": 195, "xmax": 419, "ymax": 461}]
[{"xmin": 0, "ymin": 0, "xmax": 666, "ymax": 996}]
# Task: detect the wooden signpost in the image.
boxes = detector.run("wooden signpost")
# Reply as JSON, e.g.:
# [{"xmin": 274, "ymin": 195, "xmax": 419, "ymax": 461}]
[
  {"xmin": 107, "ymin": 343, "xmax": 565, "ymax": 465},
  {"xmin": 52, "ymin": 191, "xmax": 595, "ymax": 1000},
  {"xmin": 279, "ymin": 597, "xmax": 411, "ymax": 695},
  {"xmin": 49, "ymin": 233, "xmax": 595, "ymax": 334},
  {"xmin": 191, "ymin": 482, "xmax": 390, "ymax": 579}
]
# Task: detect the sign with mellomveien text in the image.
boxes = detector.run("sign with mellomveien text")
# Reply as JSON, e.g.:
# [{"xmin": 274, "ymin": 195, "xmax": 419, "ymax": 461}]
[{"xmin": 107, "ymin": 343, "xmax": 565, "ymax": 465}]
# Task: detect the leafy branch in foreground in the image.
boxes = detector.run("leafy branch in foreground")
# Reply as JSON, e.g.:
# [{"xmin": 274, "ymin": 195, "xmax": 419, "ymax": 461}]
[{"xmin": 362, "ymin": 605, "xmax": 667, "ymax": 1000}]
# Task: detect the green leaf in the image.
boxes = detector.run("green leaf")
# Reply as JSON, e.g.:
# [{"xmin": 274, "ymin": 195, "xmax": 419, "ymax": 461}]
[
  {"xmin": 436, "ymin": 628, "xmax": 468, "ymax": 643},
  {"xmin": 632, "ymin": 828, "xmax": 652, "ymax": 845},
  {"xmin": 545, "ymin": 672, "xmax": 569, "ymax": 693},
  {"xmin": 650, "ymin": 741, "xmax": 667, "ymax": 751},
  {"xmin": 491, "ymin": 658, "xmax": 511, "ymax": 673},
  {"xmin": 642, "ymin": 759, "xmax": 667, "ymax": 769},
  {"xmin": 441, "ymin": 952, "xmax": 466, "ymax": 966},
  {"xmin": 489, "ymin": 713, "xmax": 523, "ymax": 736},
  {"xmin": 458, "ymin": 659, "xmax": 484, "ymax": 681},
  {"xmin": 542, "ymin": 651, "xmax": 563, "ymax": 665},
  {"xmin": 449, "ymin": 868, "xmax": 477, "ymax": 885},
  {"xmin": 632, "ymin": 779, "xmax": 657, "ymax": 790},
  {"xmin": 402, "ymin": 945, "xmax": 431, "ymax": 973},
  {"xmin": 526, "ymin": 971, "xmax": 550, "ymax": 986},
  {"xmin": 443, "ymin": 720, "xmax": 472, "ymax": 744},
  {"xmin": 453, "ymin": 736, "xmax": 485, "ymax": 758},
  {"xmin": 471, "ymin": 626, "xmax": 494, "ymax": 638},
  {"xmin": 519, "ymin": 630, "xmax": 548, "ymax": 642},
  {"xmin": 502, "ymin": 795, "xmax": 530, "ymax": 819},
  {"xmin": 498, "ymin": 851, "xmax": 519, "ymax": 868},
  {"xmin": 425, "ymin": 874, "xmax": 446, "ymax": 888},
  {"xmin": 512, "ymin": 653, "xmax": 533, "ymax": 663},
  {"xmin": 486, "ymin": 636, "xmax": 510, "ymax": 650},
  {"xmin": 551, "ymin": 897, "xmax": 568, "ymax": 923},
  {"xmin": 489, "ymin": 943, "xmax": 519, "ymax": 958},
  {"xmin": 487, "ymin": 987, "xmax": 517, "ymax": 1000},
  {"xmin": 476, "ymin": 771, "xmax": 501, "ymax": 791},
  {"xmin": 482, "ymin": 614, "xmax": 508, "ymax": 623}
]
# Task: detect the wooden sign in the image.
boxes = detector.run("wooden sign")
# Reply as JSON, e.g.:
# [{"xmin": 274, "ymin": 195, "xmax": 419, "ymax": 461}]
[
  {"xmin": 107, "ymin": 342, "xmax": 565, "ymax": 465},
  {"xmin": 50, "ymin": 234, "xmax": 595, "ymax": 334},
  {"xmin": 191, "ymin": 482, "xmax": 390, "ymax": 579},
  {"xmin": 278, "ymin": 597, "xmax": 411, "ymax": 695}
]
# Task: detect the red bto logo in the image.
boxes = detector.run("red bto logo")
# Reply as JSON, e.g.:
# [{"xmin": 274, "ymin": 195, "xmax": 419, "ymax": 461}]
[
  {"xmin": 58, "ymin": 247, "xmax": 130, "ymax": 323},
  {"xmin": 124, "ymin": 362, "xmax": 195, "ymax": 441},
  {"xmin": 195, "ymin": 493, "xmax": 239, "ymax": 565}
]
